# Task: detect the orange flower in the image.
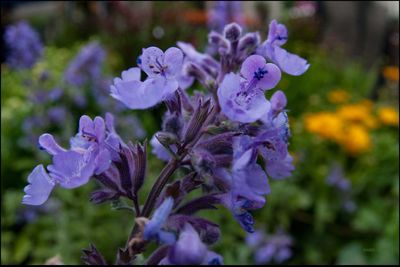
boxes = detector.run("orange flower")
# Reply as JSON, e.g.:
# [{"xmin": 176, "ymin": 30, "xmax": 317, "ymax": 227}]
[
  {"xmin": 328, "ymin": 89, "xmax": 350, "ymax": 104},
  {"xmin": 339, "ymin": 125, "xmax": 371, "ymax": 155},
  {"xmin": 183, "ymin": 9, "xmax": 208, "ymax": 25},
  {"xmin": 304, "ymin": 112, "xmax": 344, "ymax": 142},
  {"xmin": 382, "ymin": 66, "xmax": 399, "ymax": 82},
  {"xmin": 377, "ymin": 106, "xmax": 399, "ymax": 126}
]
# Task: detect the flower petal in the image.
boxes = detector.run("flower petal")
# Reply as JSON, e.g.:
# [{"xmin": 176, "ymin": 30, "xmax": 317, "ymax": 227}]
[
  {"xmin": 22, "ymin": 165, "xmax": 55, "ymax": 206},
  {"xmin": 141, "ymin": 47, "xmax": 164, "ymax": 78},
  {"xmin": 272, "ymin": 46, "xmax": 310, "ymax": 76},
  {"xmin": 163, "ymin": 47, "xmax": 183, "ymax": 77},
  {"xmin": 38, "ymin": 133, "xmax": 66, "ymax": 156}
]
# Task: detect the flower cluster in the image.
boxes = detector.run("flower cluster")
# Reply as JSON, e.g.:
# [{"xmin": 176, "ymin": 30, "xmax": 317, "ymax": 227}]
[
  {"xmin": 305, "ymin": 91, "xmax": 399, "ymax": 155},
  {"xmin": 22, "ymin": 20, "xmax": 308, "ymax": 264},
  {"xmin": 4, "ymin": 21, "xmax": 43, "ymax": 70},
  {"xmin": 246, "ymin": 228, "xmax": 293, "ymax": 264},
  {"xmin": 64, "ymin": 42, "xmax": 106, "ymax": 87}
]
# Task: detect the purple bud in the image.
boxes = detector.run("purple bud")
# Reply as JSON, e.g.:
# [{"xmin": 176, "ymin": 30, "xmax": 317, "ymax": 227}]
[
  {"xmin": 270, "ymin": 90, "xmax": 287, "ymax": 113},
  {"xmin": 81, "ymin": 244, "xmax": 107, "ymax": 265},
  {"xmin": 182, "ymin": 98, "xmax": 211, "ymax": 144},
  {"xmin": 162, "ymin": 112, "xmax": 183, "ymax": 137},
  {"xmin": 115, "ymin": 248, "xmax": 132, "ymax": 265},
  {"xmin": 155, "ymin": 131, "xmax": 178, "ymax": 148},
  {"xmin": 185, "ymin": 62, "xmax": 208, "ymax": 87},
  {"xmin": 190, "ymin": 148, "xmax": 216, "ymax": 177},
  {"xmin": 223, "ymin": 23, "xmax": 242, "ymax": 42},
  {"xmin": 90, "ymin": 188, "xmax": 120, "ymax": 204},
  {"xmin": 238, "ymin": 32, "xmax": 261, "ymax": 52}
]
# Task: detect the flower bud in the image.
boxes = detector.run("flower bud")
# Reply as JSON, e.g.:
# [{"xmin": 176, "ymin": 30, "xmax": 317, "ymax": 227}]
[
  {"xmin": 238, "ymin": 32, "xmax": 261, "ymax": 52},
  {"xmin": 191, "ymin": 148, "xmax": 216, "ymax": 177},
  {"xmin": 162, "ymin": 111, "xmax": 183, "ymax": 136},
  {"xmin": 223, "ymin": 23, "xmax": 242, "ymax": 42},
  {"xmin": 90, "ymin": 188, "xmax": 120, "ymax": 204},
  {"xmin": 270, "ymin": 90, "xmax": 287, "ymax": 114},
  {"xmin": 185, "ymin": 62, "xmax": 208, "ymax": 86},
  {"xmin": 155, "ymin": 131, "xmax": 179, "ymax": 147},
  {"xmin": 182, "ymin": 98, "xmax": 211, "ymax": 144}
]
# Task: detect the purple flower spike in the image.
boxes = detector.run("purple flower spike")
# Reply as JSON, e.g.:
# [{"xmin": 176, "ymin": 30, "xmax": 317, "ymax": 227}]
[
  {"xmin": 218, "ymin": 55, "xmax": 280, "ymax": 123},
  {"xmin": 4, "ymin": 21, "xmax": 43, "ymax": 69},
  {"xmin": 22, "ymin": 165, "xmax": 55, "ymax": 206},
  {"xmin": 258, "ymin": 20, "xmax": 310, "ymax": 76}
]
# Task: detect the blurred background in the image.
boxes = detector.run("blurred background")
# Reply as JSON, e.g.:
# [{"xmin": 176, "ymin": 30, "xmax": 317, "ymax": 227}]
[{"xmin": 1, "ymin": 1, "xmax": 399, "ymax": 265}]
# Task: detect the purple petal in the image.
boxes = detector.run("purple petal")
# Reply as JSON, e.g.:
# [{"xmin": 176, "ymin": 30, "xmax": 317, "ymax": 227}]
[
  {"xmin": 168, "ymin": 224, "xmax": 207, "ymax": 265},
  {"xmin": 93, "ymin": 116, "xmax": 106, "ymax": 143},
  {"xmin": 270, "ymin": 90, "xmax": 287, "ymax": 112},
  {"xmin": 267, "ymin": 19, "xmax": 288, "ymax": 46},
  {"xmin": 266, "ymin": 153, "xmax": 294, "ymax": 179},
  {"xmin": 163, "ymin": 47, "xmax": 183, "ymax": 77},
  {"xmin": 144, "ymin": 197, "xmax": 174, "ymax": 241},
  {"xmin": 240, "ymin": 55, "xmax": 267, "ymax": 81},
  {"xmin": 150, "ymin": 135, "xmax": 170, "ymax": 161},
  {"xmin": 140, "ymin": 46, "xmax": 164, "ymax": 78},
  {"xmin": 48, "ymin": 150, "xmax": 95, "ymax": 189},
  {"xmin": 38, "ymin": 134, "xmax": 66, "ymax": 156},
  {"xmin": 203, "ymin": 251, "xmax": 224, "ymax": 265},
  {"xmin": 272, "ymin": 46, "xmax": 310, "ymax": 76},
  {"xmin": 79, "ymin": 115, "xmax": 94, "ymax": 135},
  {"xmin": 218, "ymin": 73, "xmax": 271, "ymax": 123},
  {"xmin": 22, "ymin": 165, "xmax": 55, "ymax": 206},
  {"xmin": 121, "ymin": 67, "xmax": 141, "ymax": 81},
  {"xmin": 94, "ymin": 148, "xmax": 111, "ymax": 175}
]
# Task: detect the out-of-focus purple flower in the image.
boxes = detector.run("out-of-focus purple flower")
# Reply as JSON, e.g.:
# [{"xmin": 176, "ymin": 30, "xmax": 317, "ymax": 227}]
[
  {"xmin": 4, "ymin": 21, "xmax": 43, "ymax": 69},
  {"xmin": 207, "ymin": 1, "xmax": 245, "ymax": 33},
  {"xmin": 160, "ymin": 223, "xmax": 223, "ymax": 265},
  {"xmin": 217, "ymin": 55, "xmax": 281, "ymax": 123},
  {"xmin": 64, "ymin": 42, "xmax": 106, "ymax": 87},
  {"xmin": 326, "ymin": 164, "xmax": 350, "ymax": 192},
  {"xmin": 111, "ymin": 47, "xmax": 184, "ymax": 110},
  {"xmin": 143, "ymin": 197, "xmax": 176, "ymax": 245},
  {"xmin": 22, "ymin": 115, "xmax": 114, "ymax": 205},
  {"xmin": 248, "ymin": 229, "xmax": 293, "ymax": 264},
  {"xmin": 48, "ymin": 107, "xmax": 67, "ymax": 124},
  {"xmin": 246, "ymin": 230, "xmax": 265, "ymax": 249},
  {"xmin": 258, "ymin": 20, "xmax": 310, "ymax": 76}
]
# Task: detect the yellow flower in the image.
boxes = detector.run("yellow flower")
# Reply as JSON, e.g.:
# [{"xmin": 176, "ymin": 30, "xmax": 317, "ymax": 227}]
[
  {"xmin": 337, "ymin": 101, "xmax": 377, "ymax": 129},
  {"xmin": 304, "ymin": 112, "xmax": 344, "ymax": 141},
  {"xmin": 383, "ymin": 66, "xmax": 399, "ymax": 82},
  {"xmin": 340, "ymin": 124, "xmax": 371, "ymax": 155},
  {"xmin": 328, "ymin": 89, "xmax": 350, "ymax": 104},
  {"xmin": 377, "ymin": 107, "xmax": 399, "ymax": 126}
]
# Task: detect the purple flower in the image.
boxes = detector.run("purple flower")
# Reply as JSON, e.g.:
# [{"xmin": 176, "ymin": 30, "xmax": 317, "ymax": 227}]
[
  {"xmin": 248, "ymin": 229, "xmax": 293, "ymax": 264},
  {"xmin": 64, "ymin": 42, "xmax": 106, "ymax": 86},
  {"xmin": 111, "ymin": 47, "xmax": 184, "ymax": 110},
  {"xmin": 326, "ymin": 164, "xmax": 350, "ymax": 192},
  {"xmin": 22, "ymin": 115, "xmax": 113, "ymax": 205},
  {"xmin": 217, "ymin": 55, "xmax": 281, "ymax": 123},
  {"xmin": 177, "ymin": 41, "xmax": 220, "ymax": 79},
  {"xmin": 207, "ymin": 1, "xmax": 245, "ymax": 33},
  {"xmin": 150, "ymin": 135, "xmax": 177, "ymax": 162},
  {"xmin": 160, "ymin": 223, "xmax": 223, "ymax": 265},
  {"xmin": 218, "ymin": 136, "xmax": 270, "ymax": 233},
  {"xmin": 143, "ymin": 197, "xmax": 176, "ymax": 245},
  {"xmin": 4, "ymin": 21, "xmax": 43, "ymax": 69},
  {"xmin": 258, "ymin": 20, "xmax": 310, "ymax": 76}
]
